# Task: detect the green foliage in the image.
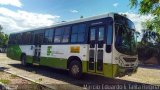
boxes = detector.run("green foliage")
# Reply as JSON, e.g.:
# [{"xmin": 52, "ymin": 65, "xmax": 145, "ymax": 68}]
[
  {"xmin": 137, "ymin": 26, "xmax": 160, "ymax": 64},
  {"xmin": 10, "ymin": 74, "xmax": 18, "ymax": 78},
  {"xmin": 0, "ymin": 25, "xmax": 8, "ymax": 47},
  {"xmin": 142, "ymin": 20, "xmax": 153, "ymax": 30},
  {"xmin": 0, "ymin": 79, "xmax": 10, "ymax": 84},
  {"xmin": 38, "ymin": 78, "xmax": 43, "ymax": 82},
  {"xmin": 120, "ymin": 14, "xmax": 128, "ymax": 17},
  {"xmin": 80, "ymin": 16, "xmax": 84, "ymax": 18},
  {"xmin": 129, "ymin": 1, "xmax": 160, "ymax": 64},
  {"xmin": 129, "ymin": 0, "xmax": 160, "ymax": 16},
  {"xmin": 142, "ymin": 16, "xmax": 160, "ymax": 42},
  {"xmin": 129, "ymin": 0, "xmax": 160, "ymax": 35},
  {"xmin": 129, "ymin": 0, "xmax": 138, "ymax": 9},
  {"xmin": 0, "ymin": 25, "xmax": 2, "ymax": 32}
]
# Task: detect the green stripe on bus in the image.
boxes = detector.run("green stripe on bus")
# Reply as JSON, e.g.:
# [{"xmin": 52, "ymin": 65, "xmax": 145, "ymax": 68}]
[
  {"xmin": 25, "ymin": 55, "xmax": 119, "ymax": 78},
  {"xmin": 83, "ymin": 63, "xmax": 118, "ymax": 78},
  {"xmin": 40, "ymin": 57, "xmax": 67, "ymax": 69},
  {"xmin": 26, "ymin": 56, "xmax": 33, "ymax": 64},
  {"xmin": 103, "ymin": 63, "xmax": 118, "ymax": 78}
]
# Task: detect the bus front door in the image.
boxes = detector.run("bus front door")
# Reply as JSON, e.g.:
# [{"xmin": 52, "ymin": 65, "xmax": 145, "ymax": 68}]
[
  {"xmin": 33, "ymin": 32, "xmax": 43, "ymax": 64},
  {"xmin": 88, "ymin": 26, "xmax": 104, "ymax": 73}
]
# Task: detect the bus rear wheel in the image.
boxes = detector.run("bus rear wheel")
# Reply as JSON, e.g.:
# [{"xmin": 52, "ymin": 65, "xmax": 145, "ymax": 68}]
[
  {"xmin": 69, "ymin": 60, "xmax": 82, "ymax": 79},
  {"xmin": 21, "ymin": 54, "xmax": 27, "ymax": 66}
]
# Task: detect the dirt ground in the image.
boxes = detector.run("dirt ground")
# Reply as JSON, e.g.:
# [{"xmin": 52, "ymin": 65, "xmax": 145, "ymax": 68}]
[
  {"xmin": 0, "ymin": 71, "xmax": 51, "ymax": 90},
  {"xmin": 0, "ymin": 53, "xmax": 160, "ymax": 90},
  {"xmin": 118, "ymin": 66, "xmax": 160, "ymax": 85}
]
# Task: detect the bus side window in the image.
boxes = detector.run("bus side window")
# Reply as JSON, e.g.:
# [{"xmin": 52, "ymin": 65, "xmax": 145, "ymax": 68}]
[
  {"xmin": 23, "ymin": 32, "xmax": 32, "ymax": 45},
  {"xmin": 106, "ymin": 24, "xmax": 113, "ymax": 53},
  {"xmin": 71, "ymin": 24, "xmax": 85, "ymax": 43},
  {"xmin": 44, "ymin": 29, "xmax": 54, "ymax": 44},
  {"xmin": 13, "ymin": 34, "xmax": 17, "ymax": 45},
  {"xmin": 54, "ymin": 28, "xmax": 63, "ymax": 43},
  {"xmin": 62, "ymin": 27, "xmax": 70, "ymax": 43},
  {"xmin": 8, "ymin": 34, "xmax": 14, "ymax": 45},
  {"xmin": 16, "ymin": 33, "xmax": 22, "ymax": 45}
]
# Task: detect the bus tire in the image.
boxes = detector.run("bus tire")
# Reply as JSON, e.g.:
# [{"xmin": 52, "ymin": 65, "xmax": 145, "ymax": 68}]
[
  {"xmin": 69, "ymin": 60, "xmax": 82, "ymax": 79},
  {"xmin": 21, "ymin": 54, "xmax": 28, "ymax": 66}
]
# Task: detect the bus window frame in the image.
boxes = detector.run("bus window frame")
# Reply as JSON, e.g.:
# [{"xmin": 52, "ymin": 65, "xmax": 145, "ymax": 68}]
[
  {"xmin": 33, "ymin": 30, "xmax": 45, "ymax": 45},
  {"xmin": 106, "ymin": 22, "xmax": 113, "ymax": 53},
  {"xmin": 43, "ymin": 28, "xmax": 54, "ymax": 44},
  {"xmin": 70, "ymin": 23, "xmax": 86, "ymax": 44}
]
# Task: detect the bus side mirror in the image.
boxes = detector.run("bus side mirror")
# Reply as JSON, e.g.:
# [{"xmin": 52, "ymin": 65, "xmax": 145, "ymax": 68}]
[{"xmin": 106, "ymin": 45, "xmax": 111, "ymax": 53}]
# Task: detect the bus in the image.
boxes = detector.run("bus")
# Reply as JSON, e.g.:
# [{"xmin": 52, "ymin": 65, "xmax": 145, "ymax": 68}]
[{"xmin": 7, "ymin": 13, "xmax": 138, "ymax": 78}]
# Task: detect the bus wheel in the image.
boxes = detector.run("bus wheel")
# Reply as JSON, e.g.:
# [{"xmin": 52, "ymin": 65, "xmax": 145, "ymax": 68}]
[
  {"xmin": 69, "ymin": 60, "xmax": 82, "ymax": 79},
  {"xmin": 21, "ymin": 55, "xmax": 27, "ymax": 66}
]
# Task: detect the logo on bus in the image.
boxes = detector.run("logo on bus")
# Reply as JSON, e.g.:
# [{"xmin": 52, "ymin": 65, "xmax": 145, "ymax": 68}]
[{"xmin": 47, "ymin": 46, "xmax": 52, "ymax": 56}]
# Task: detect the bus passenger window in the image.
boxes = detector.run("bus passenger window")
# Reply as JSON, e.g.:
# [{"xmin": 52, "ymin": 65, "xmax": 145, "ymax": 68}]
[
  {"xmin": 54, "ymin": 28, "xmax": 63, "ymax": 43},
  {"xmin": 62, "ymin": 27, "xmax": 70, "ymax": 43},
  {"xmin": 16, "ymin": 33, "xmax": 22, "ymax": 44},
  {"xmin": 44, "ymin": 29, "xmax": 54, "ymax": 44},
  {"xmin": 71, "ymin": 24, "xmax": 86, "ymax": 43},
  {"xmin": 98, "ymin": 27, "xmax": 104, "ymax": 41},
  {"xmin": 78, "ymin": 24, "xmax": 85, "ymax": 42},
  {"xmin": 98, "ymin": 27, "xmax": 104, "ymax": 48},
  {"xmin": 90, "ymin": 28, "xmax": 96, "ymax": 41},
  {"xmin": 106, "ymin": 25, "xmax": 113, "ymax": 53}
]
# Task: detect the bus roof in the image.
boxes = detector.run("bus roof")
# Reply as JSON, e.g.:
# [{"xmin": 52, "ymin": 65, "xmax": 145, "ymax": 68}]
[{"xmin": 11, "ymin": 12, "xmax": 117, "ymax": 34}]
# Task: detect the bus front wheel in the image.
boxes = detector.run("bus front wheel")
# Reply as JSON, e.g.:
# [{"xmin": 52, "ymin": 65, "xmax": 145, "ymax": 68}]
[{"xmin": 69, "ymin": 60, "xmax": 82, "ymax": 79}]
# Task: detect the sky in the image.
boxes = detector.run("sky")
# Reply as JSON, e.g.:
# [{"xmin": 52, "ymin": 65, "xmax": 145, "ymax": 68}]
[{"xmin": 0, "ymin": 0, "xmax": 153, "ymax": 34}]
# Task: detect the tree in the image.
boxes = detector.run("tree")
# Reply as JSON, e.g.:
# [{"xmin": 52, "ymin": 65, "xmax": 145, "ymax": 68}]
[
  {"xmin": 0, "ymin": 25, "xmax": 2, "ymax": 32},
  {"xmin": 121, "ymin": 14, "xmax": 127, "ymax": 17},
  {"xmin": 129, "ymin": 0, "xmax": 160, "ymax": 64},
  {"xmin": 142, "ymin": 18, "xmax": 160, "ymax": 42},
  {"xmin": 129, "ymin": 0, "xmax": 160, "ymax": 16},
  {"xmin": 3, "ymin": 34, "xmax": 8, "ymax": 46},
  {"xmin": 0, "ymin": 25, "xmax": 3, "ymax": 44},
  {"xmin": 129, "ymin": 0, "xmax": 160, "ymax": 43},
  {"xmin": 80, "ymin": 16, "xmax": 84, "ymax": 19},
  {"xmin": 129, "ymin": 0, "xmax": 160, "ymax": 34},
  {"xmin": 0, "ymin": 25, "xmax": 8, "ymax": 48}
]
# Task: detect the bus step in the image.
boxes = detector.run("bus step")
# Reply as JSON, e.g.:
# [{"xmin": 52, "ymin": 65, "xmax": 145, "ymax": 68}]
[{"xmin": 33, "ymin": 63, "xmax": 40, "ymax": 66}]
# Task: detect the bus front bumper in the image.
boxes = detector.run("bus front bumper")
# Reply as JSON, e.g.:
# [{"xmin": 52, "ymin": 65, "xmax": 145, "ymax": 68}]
[{"xmin": 116, "ymin": 66, "xmax": 138, "ymax": 77}]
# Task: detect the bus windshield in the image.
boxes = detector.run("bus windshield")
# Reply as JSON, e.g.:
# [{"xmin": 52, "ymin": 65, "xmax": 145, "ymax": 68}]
[{"xmin": 114, "ymin": 14, "xmax": 137, "ymax": 55}]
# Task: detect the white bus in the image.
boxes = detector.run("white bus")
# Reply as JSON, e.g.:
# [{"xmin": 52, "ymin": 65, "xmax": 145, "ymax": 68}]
[{"xmin": 7, "ymin": 13, "xmax": 138, "ymax": 78}]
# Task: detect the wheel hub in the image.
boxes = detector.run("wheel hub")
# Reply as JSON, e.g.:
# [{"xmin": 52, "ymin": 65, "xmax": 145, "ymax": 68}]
[{"xmin": 71, "ymin": 65, "xmax": 79, "ymax": 74}]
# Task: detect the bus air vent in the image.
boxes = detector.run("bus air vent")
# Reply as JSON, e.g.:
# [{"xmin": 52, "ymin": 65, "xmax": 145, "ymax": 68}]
[{"xmin": 123, "ymin": 57, "xmax": 136, "ymax": 62}]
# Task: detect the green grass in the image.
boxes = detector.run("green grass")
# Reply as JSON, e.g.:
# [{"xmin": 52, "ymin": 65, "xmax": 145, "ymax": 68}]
[
  {"xmin": 38, "ymin": 78, "xmax": 43, "ymax": 82},
  {"xmin": 0, "ymin": 79, "xmax": 11, "ymax": 84},
  {"xmin": 10, "ymin": 74, "xmax": 17, "ymax": 78},
  {"xmin": 30, "ymin": 82, "xmax": 39, "ymax": 90}
]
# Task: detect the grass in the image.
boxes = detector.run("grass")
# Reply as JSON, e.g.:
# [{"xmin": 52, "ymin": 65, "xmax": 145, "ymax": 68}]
[
  {"xmin": 30, "ymin": 82, "xmax": 39, "ymax": 90},
  {"xmin": 38, "ymin": 78, "xmax": 43, "ymax": 82},
  {"xmin": 30, "ymin": 82, "xmax": 51, "ymax": 90},
  {"xmin": 10, "ymin": 74, "xmax": 17, "ymax": 78},
  {"xmin": 0, "ymin": 79, "xmax": 10, "ymax": 84}
]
